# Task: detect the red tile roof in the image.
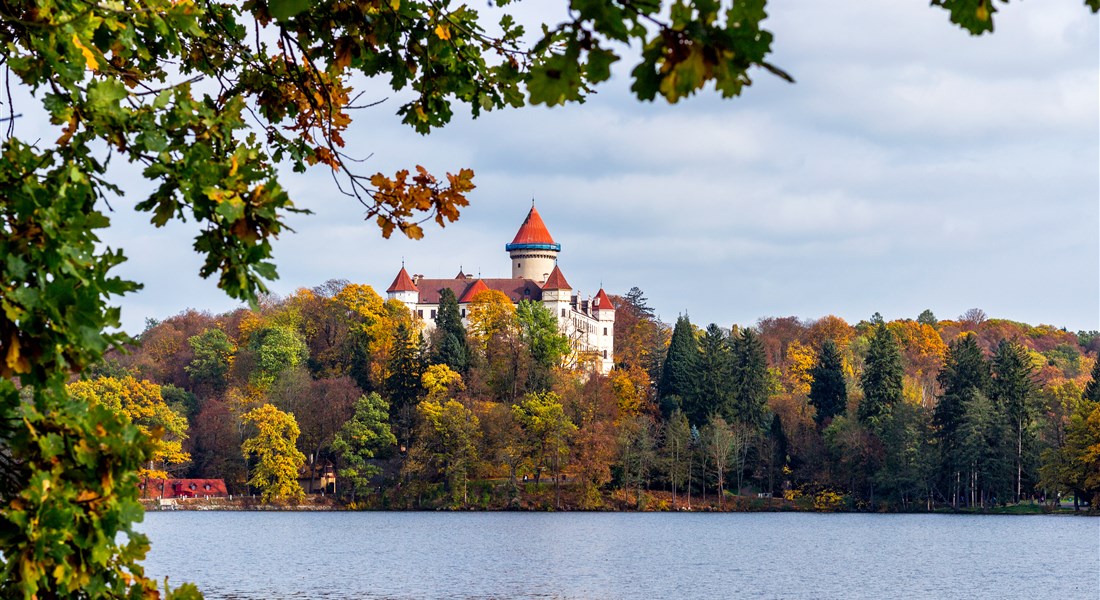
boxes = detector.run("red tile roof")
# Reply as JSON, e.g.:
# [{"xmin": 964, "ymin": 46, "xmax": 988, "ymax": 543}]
[
  {"xmin": 458, "ymin": 279, "xmax": 490, "ymax": 303},
  {"xmin": 415, "ymin": 277, "xmax": 544, "ymax": 305},
  {"xmin": 541, "ymin": 265, "xmax": 572, "ymax": 290},
  {"xmin": 139, "ymin": 478, "xmax": 228, "ymax": 499},
  {"xmin": 387, "ymin": 267, "xmax": 418, "ymax": 293},
  {"xmin": 593, "ymin": 289, "xmax": 615, "ymax": 311},
  {"xmin": 509, "ymin": 206, "xmax": 556, "ymax": 246}
]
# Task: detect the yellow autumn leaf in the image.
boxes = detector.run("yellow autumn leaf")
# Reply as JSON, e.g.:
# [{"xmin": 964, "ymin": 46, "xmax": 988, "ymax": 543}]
[
  {"xmin": 6, "ymin": 335, "xmax": 30, "ymax": 374},
  {"xmin": 72, "ymin": 34, "xmax": 99, "ymax": 71},
  {"xmin": 434, "ymin": 23, "xmax": 451, "ymax": 41}
]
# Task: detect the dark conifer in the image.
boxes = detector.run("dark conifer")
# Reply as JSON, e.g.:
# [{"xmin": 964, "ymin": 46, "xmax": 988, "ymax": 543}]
[
  {"xmin": 658, "ymin": 316, "xmax": 701, "ymax": 422},
  {"xmin": 1084, "ymin": 357, "xmax": 1100, "ymax": 402},
  {"xmin": 991, "ymin": 339, "xmax": 1037, "ymax": 502},
  {"xmin": 934, "ymin": 333, "xmax": 991, "ymax": 506},
  {"xmin": 697, "ymin": 324, "xmax": 733, "ymax": 424},
  {"xmin": 859, "ymin": 323, "xmax": 903, "ymax": 427},
  {"xmin": 730, "ymin": 328, "xmax": 769, "ymax": 429},
  {"xmin": 809, "ymin": 339, "xmax": 847, "ymax": 428},
  {"xmin": 432, "ymin": 288, "xmax": 468, "ymax": 373}
]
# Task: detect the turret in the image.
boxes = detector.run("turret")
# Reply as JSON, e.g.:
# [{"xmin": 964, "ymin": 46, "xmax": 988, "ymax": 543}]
[
  {"xmin": 386, "ymin": 266, "xmax": 419, "ymax": 310},
  {"xmin": 506, "ymin": 205, "xmax": 560, "ymax": 282},
  {"xmin": 593, "ymin": 289, "xmax": 615, "ymax": 372}
]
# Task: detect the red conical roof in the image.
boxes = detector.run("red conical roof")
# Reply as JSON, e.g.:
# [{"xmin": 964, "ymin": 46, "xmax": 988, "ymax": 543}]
[
  {"xmin": 593, "ymin": 289, "xmax": 615, "ymax": 311},
  {"xmin": 541, "ymin": 265, "xmax": 572, "ymax": 290},
  {"xmin": 386, "ymin": 267, "xmax": 418, "ymax": 293},
  {"xmin": 510, "ymin": 206, "xmax": 556, "ymax": 246},
  {"xmin": 458, "ymin": 279, "xmax": 490, "ymax": 303}
]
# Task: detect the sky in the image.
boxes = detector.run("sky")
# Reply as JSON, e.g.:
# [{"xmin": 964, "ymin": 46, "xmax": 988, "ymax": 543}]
[{"xmin": 19, "ymin": 1, "xmax": 1098, "ymax": 334}]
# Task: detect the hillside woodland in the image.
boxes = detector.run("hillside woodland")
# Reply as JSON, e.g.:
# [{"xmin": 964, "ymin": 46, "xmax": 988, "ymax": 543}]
[{"xmin": 86, "ymin": 283, "xmax": 1100, "ymax": 512}]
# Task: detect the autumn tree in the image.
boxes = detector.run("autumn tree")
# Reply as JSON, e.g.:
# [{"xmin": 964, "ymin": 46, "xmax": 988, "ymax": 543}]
[
  {"xmin": 2, "ymin": 0, "xmax": 1095, "ymax": 593},
  {"xmin": 414, "ymin": 399, "xmax": 481, "ymax": 505},
  {"xmin": 513, "ymin": 391, "xmax": 577, "ymax": 509},
  {"xmin": 67, "ymin": 376, "xmax": 190, "ymax": 479},
  {"xmin": 241, "ymin": 404, "xmax": 306, "ymax": 503},
  {"xmin": 247, "ymin": 325, "xmax": 308, "ymax": 389},
  {"xmin": 809, "ymin": 339, "xmax": 848, "ymax": 428},
  {"xmin": 332, "ymin": 393, "xmax": 397, "ymax": 502},
  {"xmin": 661, "ymin": 410, "xmax": 693, "ymax": 508},
  {"xmin": 619, "ymin": 415, "xmax": 659, "ymax": 510}
]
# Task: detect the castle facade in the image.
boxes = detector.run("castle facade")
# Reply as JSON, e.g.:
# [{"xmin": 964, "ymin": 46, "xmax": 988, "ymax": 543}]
[{"xmin": 385, "ymin": 206, "xmax": 615, "ymax": 373}]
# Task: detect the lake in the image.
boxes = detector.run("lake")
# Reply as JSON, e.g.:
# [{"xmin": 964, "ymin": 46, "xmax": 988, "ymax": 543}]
[{"xmin": 139, "ymin": 511, "xmax": 1099, "ymax": 599}]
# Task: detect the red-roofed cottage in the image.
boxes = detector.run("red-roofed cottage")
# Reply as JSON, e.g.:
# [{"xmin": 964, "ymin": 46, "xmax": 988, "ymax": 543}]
[{"xmin": 385, "ymin": 205, "xmax": 615, "ymax": 373}]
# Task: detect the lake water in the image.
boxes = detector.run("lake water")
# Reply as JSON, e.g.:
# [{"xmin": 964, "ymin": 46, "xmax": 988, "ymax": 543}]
[{"xmin": 139, "ymin": 511, "xmax": 1099, "ymax": 599}]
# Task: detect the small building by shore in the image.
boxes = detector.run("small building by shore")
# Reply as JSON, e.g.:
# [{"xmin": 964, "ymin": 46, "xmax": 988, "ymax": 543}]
[{"xmin": 140, "ymin": 478, "xmax": 228, "ymax": 499}]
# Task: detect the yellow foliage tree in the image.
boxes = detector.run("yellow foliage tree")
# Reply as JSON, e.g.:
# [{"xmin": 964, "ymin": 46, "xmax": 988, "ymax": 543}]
[
  {"xmin": 784, "ymin": 340, "xmax": 816, "ymax": 396},
  {"xmin": 241, "ymin": 404, "xmax": 306, "ymax": 503},
  {"xmin": 68, "ymin": 376, "xmax": 189, "ymax": 478},
  {"xmin": 422, "ymin": 363, "xmax": 464, "ymax": 400},
  {"xmin": 467, "ymin": 289, "xmax": 517, "ymax": 347}
]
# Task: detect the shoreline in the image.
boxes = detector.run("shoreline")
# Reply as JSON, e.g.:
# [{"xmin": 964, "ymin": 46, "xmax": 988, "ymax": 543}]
[{"xmin": 141, "ymin": 497, "xmax": 1094, "ymax": 516}]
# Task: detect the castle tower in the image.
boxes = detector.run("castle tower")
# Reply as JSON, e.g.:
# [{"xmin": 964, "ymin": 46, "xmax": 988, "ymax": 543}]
[
  {"xmin": 385, "ymin": 266, "xmax": 419, "ymax": 313},
  {"xmin": 506, "ymin": 205, "xmax": 560, "ymax": 282}
]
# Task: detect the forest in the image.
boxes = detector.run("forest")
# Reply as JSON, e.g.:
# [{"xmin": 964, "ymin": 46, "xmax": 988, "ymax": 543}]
[{"xmin": 82, "ymin": 281, "xmax": 1100, "ymax": 513}]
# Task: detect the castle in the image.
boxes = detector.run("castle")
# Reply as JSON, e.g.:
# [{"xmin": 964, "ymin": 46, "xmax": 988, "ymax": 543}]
[{"xmin": 385, "ymin": 205, "xmax": 615, "ymax": 373}]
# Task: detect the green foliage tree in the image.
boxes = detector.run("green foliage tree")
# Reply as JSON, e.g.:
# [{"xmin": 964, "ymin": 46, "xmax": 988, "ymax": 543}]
[
  {"xmin": 859, "ymin": 323, "xmax": 904, "ymax": 428},
  {"xmin": 248, "ymin": 325, "xmax": 308, "ymax": 388},
  {"xmin": 729, "ymin": 328, "xmax": 770, "ymax": 429},
  {"xmin": 697, "ymin": 323, "xmax": 734, "ymax": 421},
  {"xmin": 917, "ymin": 309, "xmax": 938, "ymax": 327},
  {"xmin": 385, "ymin": 322, "xmax": 426, "ymax": 448},
  {"xmin": 513, "ymin": 391, "xmax": 577, "ymax": 509},
  {"xmin": 241, "ymin": 404, "xmax": 306, "ymax": 503},
  {"xmin": 935, "ymin": 334, "xmax": 991, "ymax": 507},
  {"xmin": 661, "ymin": 409, "xmax": 693, "ymax": 508},
  {"xmin": 432, "ymin": 288, "xmax": 469, "ymax": 373},
  {"xmin": 808, "ymin": 339, "xmax": 848, "ymax": 428},
  {"xmin": 516, "ymin": 300, "xmax": 570, "ymax": 391},
  {"xmin": 186, "ymin": 328, "xmax": 235, "ymax": 394},
  {"xmin": 618, "ymin": 415, "xmax": 659, "ymax": 510},
  {"xmin": 658, "ymin": 316, "xmax": 701, "ymax": 421},
  {"xmin": 1, "ymin": 0, "xmax": 1096, "ymax": 593},
  {"xmin": 991, "ymin": 339, "xmax": 1038, "ymax": 502},
  {"xmin": 415, "ymin": 399, "xmax": 481, "ymax": 505},
  {"xmin": 332, "ymin": 393, "xmax": 397, "ymax": 502}
]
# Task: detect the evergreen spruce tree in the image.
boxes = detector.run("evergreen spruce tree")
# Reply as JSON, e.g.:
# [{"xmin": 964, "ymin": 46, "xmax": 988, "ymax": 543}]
[
  {"xmin": 917, "ymin": 309, "xmax": 938, "ymax": 327},
  {"xmin": 697, "ymin": 324, "xmax": 734, "ymax": 423},
  {"xmin": 809, "ymin": 339, "xmax": 848, "ymax": 428},
  {"xmin": 432, "ymin": 288, "xmax": 469, "ymax": 373},
  {"xmin": 730, "ymin": 328, "xmax": 769, "ymax": 429},
  {"xmin": 1084, "ymin": 357, "xmax": 1100, "ymax": 402},
  {"xmin": 658, "ymin": 316, "xmax": 701, "ymax": 422},
  {"xmin": 991, "ymin": 339, "xmax": 1038, "ymax": 502},
  {"xmin": 386, "ymin": 323, "xmax": 426, "ymax": 450},
  {"xmin": 858, "ymin": 323, "xmax": 904, "ymax": 427},
  {"xmin": 934, "ymin": 333, "xmax": 991, "ymax": 507}
]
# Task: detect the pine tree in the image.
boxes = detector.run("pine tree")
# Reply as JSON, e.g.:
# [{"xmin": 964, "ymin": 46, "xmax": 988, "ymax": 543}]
[
  {"xmin": 658, "ymin": 316, "xmax": 701, "ymax": 422},
  {"xmin": 386, "ymin": 323, "xmax": 426, "ymax": 450},
  {"xmin": 809, "ymin": 339, "xmax": 848, "ymax": 428},
  {"xmin": 697, "ymin": 324, "xmax": 733, "ymax": 423},
  {"xmin": 1084, "ymin": 357, "xmax": 1100, "ymax": 402},
  {"xmin": 935, "ymin": 333, "xmax": 991, "ymax": 507},
  {"xmin": 858, "ymin": 323, "xmax": 903, "ymax": 427},
  {"xmin": 991, "ymin": 339, "xmax": 1038, "ymax": 502},
  {"xmin": 730, "ymin": 328, "xmax": 769, "ymax": 429},
  {"xmin": 432, "ymin": 288, "xmax": 469, "ymax": 373}
]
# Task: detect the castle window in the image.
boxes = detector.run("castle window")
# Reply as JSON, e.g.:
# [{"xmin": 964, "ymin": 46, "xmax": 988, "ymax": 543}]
[
  {"xmin": 431, "ymin": 309, "xmax": 437, "ymax": 319},
  {"xmin": 603, "ymin": 350, "xmax": 608, "ymax": 359},
  {"xmin": 417, "ymin": 310, "xmax": 423, "ymax": 318},
  {"xmin": 561, "ymin": 309, "xmax": 566, "ymax": 317},
  {"xmin": 603, "ymin": 327, "xmax": 608, "ymax": 335},
  {"xmin": 462, "ymin": 309, "xmax": 466, "ymax": 318}
]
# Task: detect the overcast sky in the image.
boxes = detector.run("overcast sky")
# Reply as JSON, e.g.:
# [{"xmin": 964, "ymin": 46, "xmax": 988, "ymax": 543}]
[{"xmin": 30, "ymin": 1, "xmax": 1097, "ymax": 333}]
